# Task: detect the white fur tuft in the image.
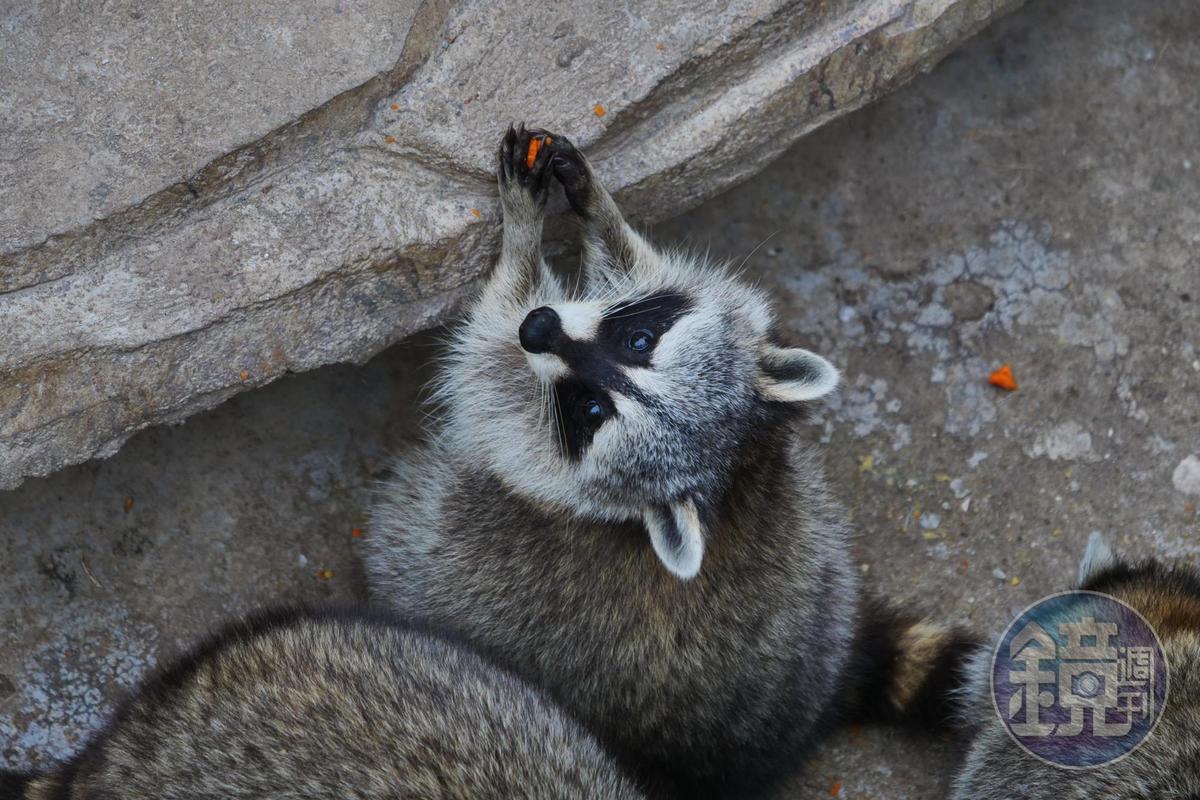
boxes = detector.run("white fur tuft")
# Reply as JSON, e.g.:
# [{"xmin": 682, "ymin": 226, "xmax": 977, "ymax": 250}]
[
  {"xmin": 643, "ymin": 498, "xmax": 704, "ymax": 580},
  {"xmin": 1077, "ymin": 531, "xmax": 1117, "ymax": 587}
]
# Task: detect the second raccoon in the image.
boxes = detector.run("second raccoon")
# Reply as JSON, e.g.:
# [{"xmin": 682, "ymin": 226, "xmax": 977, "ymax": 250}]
[
  {"xmin": 0, "ymin": 609, "xmax": 642, "ymax": 800},
  {"xmin": 952, "ymin": 535, "xmax": 1200, "ymax": 800}
]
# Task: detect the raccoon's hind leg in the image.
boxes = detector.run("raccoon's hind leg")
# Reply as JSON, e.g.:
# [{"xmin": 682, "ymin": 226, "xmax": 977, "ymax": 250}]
[
  {"xmin": 837, "ymin": 595, "xmax": 984, "ymax": 731},
  {"xmin": 543, "ymin": 133, "xmax": 658, "ymax": 283},
  {"xmin": 488, "ymin": 123, "xmax": 557, "ymax": 306}
]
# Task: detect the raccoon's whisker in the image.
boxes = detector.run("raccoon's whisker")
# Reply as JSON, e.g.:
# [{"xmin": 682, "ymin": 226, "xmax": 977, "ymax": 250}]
[
  {"xmin": 731, "ymin": 231, "xmax": 779, "ymax": 279},
  {"xmin": 604, "ymin": 293, "xmax": 672, "ymax": 316},
  {"xmin": 540, "ymin": 381, "xmax": 548, "ymax": 436},
  {"xmin": 602, "ymin": 305, "xmax": 664, "ymax": 321},
  {"xmin": 548, "ymin": 383, "xmax": 566, "ymax": 458},
  {"xmin": 572, "ymin": 252, "xmax": 586, "ymax": 299}
]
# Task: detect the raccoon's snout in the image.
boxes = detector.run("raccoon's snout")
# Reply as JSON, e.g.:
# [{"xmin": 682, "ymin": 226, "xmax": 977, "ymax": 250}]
[{"xmin": 519, "ymin": 306, "xmax": 562, "ymax": 354}]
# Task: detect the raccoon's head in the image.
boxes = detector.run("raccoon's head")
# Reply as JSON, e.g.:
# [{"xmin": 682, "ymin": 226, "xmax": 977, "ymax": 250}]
[{"xmin": 443, "ymin": 251, "xmax": 838, "ymax": 579}]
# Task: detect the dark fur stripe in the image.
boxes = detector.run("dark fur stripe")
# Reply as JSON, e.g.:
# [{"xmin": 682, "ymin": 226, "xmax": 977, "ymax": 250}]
[
  {"xmin": 837, "ymin": 596, "xmax": 982, "ymax": 730},
  {"xmin": 1082, "ymin": 558, "xmax": 1200, "ymax": 598},
  {"xmin": 902, "ymin": 628, "xmax": 983, "ymax": 728},
  {"xmin": 0, "ymin": 771, "xmax": 31, "ymax": 798},
  {"xmin": 1081, "ymin": 557, "xmax": 1200, "ymax": 637}
]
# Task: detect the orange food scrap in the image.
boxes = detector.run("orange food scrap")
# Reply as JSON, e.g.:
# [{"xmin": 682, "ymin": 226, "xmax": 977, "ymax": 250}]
[
  {"xmin": 316, "ymin": 569, "xmax": 334, "ymax": 581},
  {"xmin": 238, "ymin": 369, "xmax": 250, "ymax": 381},
  {"xmin": 123, "ymin": 496, "xmax": 135, "ymax": 513},
  {"xmin": 390, "ymin": 103, "xmax": 399, "ymax": 111},
  {"xmin": 384, "ymin": 134, "xmax": 396, "ymax": 144},
  {"xmin": 593, "ymin": 103, "xmax": 606, "ymax": 117},
  {"xmin": 525, "ymin": 135, "xmax": 551, "ymax": 169},
  {"xmin": 351, "ymin": 527, "xmax": 364, "ymax": 539},
  {"xmin": 470, "ymin": 208, "xmax": 481, "ymax": 218},
  {"xmin": 988, "ymin": 363, "xmax": 1018, "ymax": 391},
  {"xmin": 830, "ymin": 780, "xmax": 843, "ymax": 797}
]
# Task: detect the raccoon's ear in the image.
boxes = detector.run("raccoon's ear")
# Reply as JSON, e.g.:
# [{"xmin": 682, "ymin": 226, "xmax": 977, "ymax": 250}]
[
  {"xmin": 1077, "ymin": 531, "xmax": 1118, "ymax": 588},
  {"xmin": 755, "ymin": 344, "xmax": 839, "ymax": 403},
  {"xmin": 643, "ymin": 498, "xmax": 704, "ymax": 580}
]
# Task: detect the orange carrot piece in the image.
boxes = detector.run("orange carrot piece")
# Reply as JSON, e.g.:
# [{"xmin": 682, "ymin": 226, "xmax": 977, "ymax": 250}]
[
  {"xmin": 525, "ymin": 135, "xmax": 551, "ymax": 169},
  {"xmin": 988, "ymin": 363, "xmax": 1018, "ymax": 391}
]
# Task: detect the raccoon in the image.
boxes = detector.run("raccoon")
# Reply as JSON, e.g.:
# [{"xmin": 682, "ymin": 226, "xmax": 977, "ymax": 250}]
[
  {"xmin": 365, "ymin": 124, "xmax": 976, "ymax": 796},
  {"xmin": 951, "ymin": 534, "xmax": 1200, "ymax": 799},
  {"xmin": 0, "ymin": 608, "xmax": 642, "ymax": 799}
]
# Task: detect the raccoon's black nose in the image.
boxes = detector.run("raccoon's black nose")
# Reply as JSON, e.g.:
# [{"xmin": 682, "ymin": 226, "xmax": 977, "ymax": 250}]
[{"xmin": 519, "ymin": 306, "xmax": 562, "ymax": 353}]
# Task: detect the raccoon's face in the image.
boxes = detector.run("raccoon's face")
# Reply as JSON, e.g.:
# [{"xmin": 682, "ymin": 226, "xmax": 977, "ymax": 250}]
[{"xmin": 446, "ymin": 254, "xmax": 838, "ymax": 578}]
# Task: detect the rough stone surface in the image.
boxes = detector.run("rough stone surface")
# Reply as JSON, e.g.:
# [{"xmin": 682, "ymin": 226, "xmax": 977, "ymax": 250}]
[
  {"xmin": 0, "ymin": 0, "xmax": 1023, "ymax": 491},
  {"xmin": 6, "ymin": 1, "xmax": 1198, "ymax": 797},
  {"xmin": 0, "ymin": 1, "xmax": 418, "ymax": 252}
]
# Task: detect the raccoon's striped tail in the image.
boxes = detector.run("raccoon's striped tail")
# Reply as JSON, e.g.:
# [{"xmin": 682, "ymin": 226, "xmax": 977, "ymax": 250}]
[
  {"xmin": 838, "ymin": 595, "xmax": 985, "ymax": 730},
  {"xmin": 1, "ymin": 770, "xmax": 57, "ymax": 799},
  {"xmin": 1, "ymin": 770, "xmax": 33, "ymax": 798}
]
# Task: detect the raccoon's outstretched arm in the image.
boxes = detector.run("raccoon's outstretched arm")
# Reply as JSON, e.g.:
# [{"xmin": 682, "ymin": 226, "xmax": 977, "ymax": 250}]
[
  {"xmin": 837, "ymin": 595, "xmax": 984, "ymax": 730},
  {"xmin": 487, "ymin": 123, "xmax": 557, "ymax": 308},
  {"xmin": 546, "ymin": 134, "xmax": 658, "ymax": 282}
]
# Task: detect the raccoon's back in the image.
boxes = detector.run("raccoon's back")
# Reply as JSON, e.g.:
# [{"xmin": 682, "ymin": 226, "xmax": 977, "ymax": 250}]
[
  {"xmin": 24, "ymin": 609, "xmax": 640, "ymax": 800},
  {"xmin": 952, "ymin": 632, "xmax": 1200, "ymax": 799}
]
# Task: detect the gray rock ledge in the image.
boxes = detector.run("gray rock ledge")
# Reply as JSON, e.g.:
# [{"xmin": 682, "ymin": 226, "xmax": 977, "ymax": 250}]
[{"xmin": 0, "ymin": 0, "xmax": 1022, "ymax": 489}]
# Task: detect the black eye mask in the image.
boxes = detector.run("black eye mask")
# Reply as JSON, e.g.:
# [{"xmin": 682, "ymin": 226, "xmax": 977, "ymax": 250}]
[
  {"xmin": 552, "ymin": 379, "xmax": 614, "ymax": 460},
  {"xmin": 548, "ymin": 292, "xmax": 693, "ymax": 460},
  {"xmin": 600, "ymin": 293, "xmax": 693, "ymax": 367}
]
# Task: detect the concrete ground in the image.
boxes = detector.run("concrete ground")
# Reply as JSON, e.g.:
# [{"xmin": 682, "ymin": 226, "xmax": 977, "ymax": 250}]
[{"xmin": 2, "ymin": 0, "xmax": 1198, "ymax": 796}]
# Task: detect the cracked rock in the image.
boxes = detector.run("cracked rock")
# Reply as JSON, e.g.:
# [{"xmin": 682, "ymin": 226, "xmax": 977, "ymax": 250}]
[{"xmin": 0, "ymin": 0, "xmax": 1023, "ymax": 490}]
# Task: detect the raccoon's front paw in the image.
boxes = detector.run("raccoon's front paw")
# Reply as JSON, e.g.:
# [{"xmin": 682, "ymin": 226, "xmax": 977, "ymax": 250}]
[
  {"xmin": 543, "ymin": 134, "xmax": 593, "ymax": 218},
  {"xmin": 498, "ymin": 123, "xmax": 553, "ymax": 217}
]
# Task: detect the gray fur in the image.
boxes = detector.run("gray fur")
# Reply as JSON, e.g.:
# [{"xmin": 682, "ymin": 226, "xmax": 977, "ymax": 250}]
[
  {"xmin": 9, "ymin": 610, "xmax": 641, "ymax": 800},
  {"xmin": 952, "ymin": 548, "xmax": 1200, "ymax": 800},
  {"xmin": 366, "ymin": 126, "xmax": 868, "ymax": 796}
]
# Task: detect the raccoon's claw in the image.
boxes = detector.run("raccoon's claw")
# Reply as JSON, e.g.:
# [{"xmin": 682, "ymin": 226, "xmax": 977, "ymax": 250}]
[{"xmin": 497, "ymin": 122, "xmax": 554, "ymax": 208}]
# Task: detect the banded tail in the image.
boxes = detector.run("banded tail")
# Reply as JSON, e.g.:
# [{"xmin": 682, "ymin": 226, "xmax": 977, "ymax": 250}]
[{"xmin": 839, "ymin": 595, "xmax": 984, "ymax": 729}]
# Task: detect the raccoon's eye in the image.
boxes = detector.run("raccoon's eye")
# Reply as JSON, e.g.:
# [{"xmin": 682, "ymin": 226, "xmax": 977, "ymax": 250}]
[
  {"xmin": 583, "ymin": 398, "xmax": 606, "ymax": 419},
  {"xmin": 627, "ymin": 329, "xmax": 655, "ymax": 353}
]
